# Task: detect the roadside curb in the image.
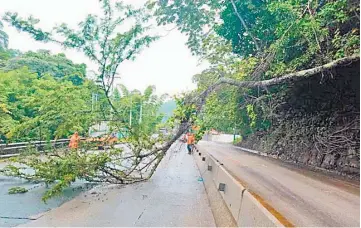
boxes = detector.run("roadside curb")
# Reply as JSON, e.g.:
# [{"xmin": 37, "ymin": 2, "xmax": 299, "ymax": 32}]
[{"xmin": 233, "ymin": 145, "xmax": 356, "ymax": 180}]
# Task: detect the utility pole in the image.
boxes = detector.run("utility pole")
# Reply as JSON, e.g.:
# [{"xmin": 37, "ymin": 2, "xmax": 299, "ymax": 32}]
[
  {"xmin": 139, "ymin": 103, "xmax": 142, "ymax": 124},
  {"xmin": 39, "ymin": 121, "xmax": 42, "ymax": 142},
  {"xmin": 129, "ymin": 109, "xmax": 132, "ymax": 127},
  {"xmin": 91, "ymin": 93, "xmax": 98, "ymax": 112},
  {"xmin": 233, "ymin": 122, "xmax": 236, "ymax": 142},
  {"xmin": 91, "ymin": 93, "xmax": 95, "ymax": 112}
]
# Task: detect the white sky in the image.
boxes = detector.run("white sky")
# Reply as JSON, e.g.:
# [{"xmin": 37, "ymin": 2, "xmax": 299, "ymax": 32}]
[{"xmin": 0, "ymin": 0, "xmax": 208, "ymax": 96}]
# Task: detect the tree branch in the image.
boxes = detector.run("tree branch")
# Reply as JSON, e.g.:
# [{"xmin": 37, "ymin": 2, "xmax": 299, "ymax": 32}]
[
  {"xmin": 204, "ymin": 55, "xmax": 359, "ymax": 93},
  {"xmin": 230, "ymin": 0, "xmax": 260, "ymax": 51}
]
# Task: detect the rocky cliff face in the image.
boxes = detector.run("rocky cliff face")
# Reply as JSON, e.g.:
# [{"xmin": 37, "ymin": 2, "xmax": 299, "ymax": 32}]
[{"xmin": 238, "ymin": 61, "xmax": 360, "ymax": 178}]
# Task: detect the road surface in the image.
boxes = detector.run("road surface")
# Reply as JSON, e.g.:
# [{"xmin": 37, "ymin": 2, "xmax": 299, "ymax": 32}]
[
  {"xmin": 0, "ymin": 161, "xmax": 93, "ymax": 227},
  {"xmin": 199, "ymin": 141, "xmax": 360, "ymax": 227}
]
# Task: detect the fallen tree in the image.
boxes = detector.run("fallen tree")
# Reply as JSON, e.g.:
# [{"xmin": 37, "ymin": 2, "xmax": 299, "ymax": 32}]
[
  {"xmin": 0, "ymin": 0, "xmax": 195, "ymax": 201},
  {"xmin": 200, "ymin": 55, "xmax": 359, "ymax": 92}
]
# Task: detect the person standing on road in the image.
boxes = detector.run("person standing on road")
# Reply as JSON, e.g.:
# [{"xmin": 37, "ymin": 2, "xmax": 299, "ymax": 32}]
[
  {"xmin": 186, "ymin": 131, "xmax": 195, "ymax": 154},
  {"xmin": 69, "ymin": 132, "xmax": 80, "ymax": 149}
]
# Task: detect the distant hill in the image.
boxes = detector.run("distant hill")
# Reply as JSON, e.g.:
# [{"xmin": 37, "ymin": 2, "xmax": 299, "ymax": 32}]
[{"xmin": 158, "ymin": 100, "xmax": 176, "ymax": 122}]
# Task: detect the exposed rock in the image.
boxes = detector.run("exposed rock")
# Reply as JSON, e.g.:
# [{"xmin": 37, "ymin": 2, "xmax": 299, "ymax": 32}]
[{"xmin": 238, "ymin": 61, "xmax": 360, "ymax": 178}]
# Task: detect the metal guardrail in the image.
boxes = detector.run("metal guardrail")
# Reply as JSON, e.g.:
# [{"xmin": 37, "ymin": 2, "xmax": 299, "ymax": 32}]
[{"xmin": 0, "ymin": 139, "xmax": 70, "ymax": 158}]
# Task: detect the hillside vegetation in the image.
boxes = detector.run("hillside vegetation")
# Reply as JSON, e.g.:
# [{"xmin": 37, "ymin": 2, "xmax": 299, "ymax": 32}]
[{"xmin": 152, "ymin": 0, "xmax": 360, "ymax": 177}]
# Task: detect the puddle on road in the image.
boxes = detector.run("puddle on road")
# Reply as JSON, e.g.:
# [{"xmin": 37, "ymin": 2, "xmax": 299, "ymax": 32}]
[{"xmin": 0, "ymin": 175, "xmax": 95, "ymax": 227}]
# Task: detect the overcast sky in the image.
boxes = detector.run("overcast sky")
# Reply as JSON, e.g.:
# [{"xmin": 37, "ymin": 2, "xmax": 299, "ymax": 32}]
[{"xmin": 0, "ymin": 0, "xmax": 208, "ymax": 96}]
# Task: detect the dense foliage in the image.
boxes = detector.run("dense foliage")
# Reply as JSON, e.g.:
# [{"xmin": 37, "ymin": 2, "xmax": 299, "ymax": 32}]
[
  {"xmin": 3, "ymin": 50, "xmax": 87, "ymax": 85},
  {"xmin": 0, "ymin": 67, "xmax": 97, "ymax": 142},
  {"xmin": 153, "ymin": 0, "xmax": 359, "ymax": 175},
  {"xmin": 153, "ymin": 0, "xmax": 359, "ymax": 136}
]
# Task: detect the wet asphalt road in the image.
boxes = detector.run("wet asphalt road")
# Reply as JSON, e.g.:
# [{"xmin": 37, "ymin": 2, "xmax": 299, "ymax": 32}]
[
  {"xmin": 199, "ymin": 141, "xmax": 360, "ymax": 227},
  {"xmin": 0, "ymin": 161, "xmax": 92, "ymax": 227}
]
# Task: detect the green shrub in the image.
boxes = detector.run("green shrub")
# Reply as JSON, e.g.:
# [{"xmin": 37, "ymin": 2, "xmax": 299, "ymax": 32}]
[
  {"xmin": 233, "ymin": 135, "xmax": 242, "ymax": 145},
  {"xmin": 8, "ymin": 186, "xmax": 28, "ymax": 194}
]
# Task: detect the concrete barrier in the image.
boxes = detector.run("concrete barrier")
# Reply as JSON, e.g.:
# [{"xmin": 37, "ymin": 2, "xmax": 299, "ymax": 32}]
[
  {"xmin": 195, "ymin": 152, "xmax": 208, "ymax": 176},
  {"xmin": 215, "ymin": 164, "xmax": 244, "ymax": 220},
  {"xmin": 192, "ymin": 152, "xmax": 238, "ymax": 227},
  {"xmin": 237, "ymin": 191, "xmax": 283, "ymax": 227},
  {"xmin": 208, "ymin": 156, "xmax": 220, "ymax": 182},
  {"xmin": 194, "ymin": 152, "xmax": 286, "ymax": 227}
]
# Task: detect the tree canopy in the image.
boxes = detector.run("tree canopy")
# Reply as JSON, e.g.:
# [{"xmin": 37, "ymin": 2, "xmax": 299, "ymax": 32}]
[
  {"xmin": 0, "ymin": 54, "xmax": 98, "ymax": 142},
  {"xmin": 2, "ymin": 50, "xmax": 87, "ymax": 85},
  {"xmin": 152, "ymin": 0, "xmax": 359, "ymax": 134}
]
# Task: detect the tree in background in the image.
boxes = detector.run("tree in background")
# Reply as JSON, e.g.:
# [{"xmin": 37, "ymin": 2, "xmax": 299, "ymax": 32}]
[
  {"xmin": 109, "ymin": 85, "xmax": 164, "ymax": 136},
  {"xmin": 4, "ymin": 0, "xmax": 157, "ymax": 111},
  {"xmin": 3, "ymin": 0, "xmax": 160, "ymax": 139},
  {"xmin": 2, "ymin": 50, "xmax": 87, "ymax": 85},
  {"xmin": 0, "ymin": 66, "xmax": 99, "ymax": 142}
]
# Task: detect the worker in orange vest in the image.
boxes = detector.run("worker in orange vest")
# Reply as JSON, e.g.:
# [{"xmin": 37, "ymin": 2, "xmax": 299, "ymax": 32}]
[
  {"xmin": 186, "ymin": 131, "xmax": 197, "ymax": 154},
  {"xmin": 69, "ymin": 132, "xmax": 80, "ymax": 149}
]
